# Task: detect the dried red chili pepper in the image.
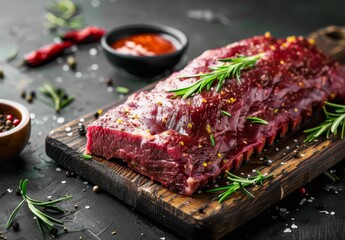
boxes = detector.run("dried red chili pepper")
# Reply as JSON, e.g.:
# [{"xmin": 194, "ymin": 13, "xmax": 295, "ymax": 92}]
[
  {"xmin": 60, "ymin": 26, "xmax": 106, "ymax": 44},
  {"xmin": 22, "ymin": 41, "xmax": 73, "ymax": 67}
]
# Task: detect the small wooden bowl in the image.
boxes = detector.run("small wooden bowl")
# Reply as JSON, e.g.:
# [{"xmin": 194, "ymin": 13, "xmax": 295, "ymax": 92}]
[{"xmin": 0, "ymin": 99, "xmax": 31, "ymax": 160}]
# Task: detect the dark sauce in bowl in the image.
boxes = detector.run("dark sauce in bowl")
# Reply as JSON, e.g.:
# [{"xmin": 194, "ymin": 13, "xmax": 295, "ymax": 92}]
[{"xmin": 111, "ymin": 33, "xmax": 177, "ymax": 56}]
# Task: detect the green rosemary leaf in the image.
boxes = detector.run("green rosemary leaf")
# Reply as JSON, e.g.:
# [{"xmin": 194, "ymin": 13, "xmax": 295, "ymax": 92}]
[
  {"xmin": 210, "ymin": 133, "xmax": 215, "ymax": 146},
  {"xmin": 169, "ymin": 53, "xmax": 264, "ymax": 98},
  {"xmin": 239, "ymin": 183, "xmax": 255, "ymax": 198},
  {"xmin": 35, "ymin": 218, "xmax": 45, "ymax": 235},
  {"xmin": 6, "ymin": 179, "xmax": 73, "ymax": 234},
  {"xmin": 221, "ymin": 110, "xmax": 231, "ymax": 117},
  {"xmin": 246, "ymin": 116, "xmax": 268, "ymax": 125},
  {"xmin": 6, "ymin": 199, "xmax": 25, "ymax": 229},
  {"xmin": 82, "ymin": 154, "xmax": 92, "ymax": 160},
  {"xmin": 324, "ymin": 170, "xmax": 340, "ymax": 182},
  {"xmin": 208, "ymin": 171, "xmax": 273, "ymax": 203},
  {"xmin": 304, "ymin": 101, "xmax": 345, "ymax": 142},
  {"xmin": 28, "ymin": 203, "xmax": 54, "ymax": 228},
  {"xmin": 116, "ymin": 86, "xmax": 130, "ymax": 94}
]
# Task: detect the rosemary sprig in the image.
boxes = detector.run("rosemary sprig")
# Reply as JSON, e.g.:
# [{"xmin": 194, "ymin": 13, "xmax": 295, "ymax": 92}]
[
  {"xmin": 39, "ymin": 83, "xmax": 75, "ymax": 113},
  {"xmin": 45, "ymin": 0, "xmax": 84, "ymax": 31},
  {"xmin": 208, "ymin": 171, "xmax": 273, "ymax": 203},
  {"xmin": 169, "ymin": 53, "xmax": 264, "ymax": 98},
  {"xmin": 246, "ymin": 116, "xmax": 268, "ymax": 125},
  {"xmin": 221, "ymin": 110, "xmax": 231, "ymax": 117},
  {"xmin": 6, "ymin": 179, "xmax": 72, "ymax": 235},
  {"xmin": 304, "ymin": 101, "xmax": 345, "ymax": 142}
]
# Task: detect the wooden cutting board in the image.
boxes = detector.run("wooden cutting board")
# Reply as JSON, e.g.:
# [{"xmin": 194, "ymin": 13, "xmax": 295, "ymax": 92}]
[{"xmin": 46, "ymin": 27, "xmax": 345, "ymax": 240}]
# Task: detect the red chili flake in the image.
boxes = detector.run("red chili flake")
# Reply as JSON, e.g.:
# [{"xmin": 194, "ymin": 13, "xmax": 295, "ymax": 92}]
[
  {"xmin": 22, "ymin": 41, "xmax": 73, "ymax": 67},
  {"xmin": 61, "ymin": 26, "xmax": 106, "ymax": 44}
]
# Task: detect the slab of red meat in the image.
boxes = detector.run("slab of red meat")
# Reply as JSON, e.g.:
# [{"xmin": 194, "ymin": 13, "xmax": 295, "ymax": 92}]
[{"xmin": 86, "ymin": 35, "xmax": 345, "ymax": 195}]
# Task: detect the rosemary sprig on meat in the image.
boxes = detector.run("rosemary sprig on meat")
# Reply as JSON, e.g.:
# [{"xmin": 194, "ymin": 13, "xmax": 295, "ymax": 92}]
[
  {"xmin": 6, "ymin": 179, "xmax": 73, "ymax": 236},
  {"xmin": 246, "ymin": 116, "xmax": 268, "ymax": 125},
  {"xmin": 39, "ymin": 83, "xmax": 75, "ymax": 113},
  {"xmin": 304, "ymin": 101, "xmax": 345, "ymax": 142},
  {"xmin": 169, "ymin": 53, "xmax": 264, "ymax": 98},
  {"xmin": 208, "ymin": 171, "xmax": 273, "ymax": 203}
]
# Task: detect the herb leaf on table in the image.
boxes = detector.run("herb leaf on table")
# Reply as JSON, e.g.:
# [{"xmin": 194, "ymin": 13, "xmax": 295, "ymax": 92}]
[
  {"xmin": 38, "ymin": 83, "xmax": 75, "ymax": 113},
  {"xmin": 6, "ymin": 179, "xmax": 73, "ymax": 236}
]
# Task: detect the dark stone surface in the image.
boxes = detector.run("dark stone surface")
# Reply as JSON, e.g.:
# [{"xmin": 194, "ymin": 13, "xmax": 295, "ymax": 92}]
[{"xmin": 0, "ymin": 0, "xmax": 345, "ymax": 239}]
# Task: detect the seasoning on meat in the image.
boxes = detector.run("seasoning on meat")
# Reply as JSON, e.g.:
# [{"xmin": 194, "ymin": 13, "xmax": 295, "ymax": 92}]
[{"xmin": 86, "ymin": 35, "xmax": 345, "ymax": 195}]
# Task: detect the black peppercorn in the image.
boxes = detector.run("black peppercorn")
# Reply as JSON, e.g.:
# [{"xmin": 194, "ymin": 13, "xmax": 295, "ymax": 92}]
[
  {"xmin": 30, "ymin": 91, "xmax": 36, "ymax": 98},
  {"xmin": 21, "ymin": 91, "xmax": 26, "ymax": 99},
  {"xmin": 94, "ymin": 112, "xmax": 99, "ymax": 119},
  {"xmin": 78, "ymin": 125, "xmax": 87, "ymax": 135},
  {"xmin": 11, "ymin": 222, "xmax": 20, "ymax": 231}
]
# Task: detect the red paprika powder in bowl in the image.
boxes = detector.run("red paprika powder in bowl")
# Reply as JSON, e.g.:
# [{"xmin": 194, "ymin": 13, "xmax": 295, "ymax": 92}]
[{"xmin": 101, "ymin": 24, "xmax": 188, "ymax": 76}]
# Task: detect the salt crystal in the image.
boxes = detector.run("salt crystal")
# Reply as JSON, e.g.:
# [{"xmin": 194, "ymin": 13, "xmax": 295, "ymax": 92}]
[
  {"xmin": 90, "ymin": 64, "xmax": 99, "ymax": 71},
  {"xmin": 330, "ymin": 211, "xmax": 335, "ymax": 215},
  {"xmin": 61, "ymin": 181, "xmax": 66, "ymax": 184},
  {"xmin": 280, "ymin": 208, "xmax": 287, "ymax": 212},
  {"xmin": 56, "ymin": 168, "xmax": 61, "ymax": 172},
  {"xmin": 293, "ymin": 139, "xmax": 298, "ymax": 143},
  {"xmin": 107, "ymin": 87, "xmax": 114, "ymax": 92},
  {"xmin": 286, "ymin": 146, "xmax": 290, "ymax": 149},
  {"xmin": 91, "ymin": 0, "xmax": 100, "ymax": 7},
  {"xmin": 291, "ymin": 224, "xmax": 298, "ymax": 229},
  {"xmin": 291, "ymin": 218, "xmax": 295, "ymax": 220},
  {"xmin": 30, "ymin": 113, "xmax": 36, "ymax": 119},
  {"xmin": 38, "ymin": 131, "xmax": 42, "ymax": 136},
  {"xmin": 65, "ymin": 127, "xmax": 71, "ymax": 132},
  {"xmin": 71, "ymin": 45, "xmax": 78, "ymax": 52},
  {"xmin": 47, "ymin": 196, "xmax": 52, "ymax": 199},
  {"xmin": 280, "ymin": 162, "xmax": 286, "ymax": 165},
  {"xmin": 56, "ymin": 76, "xmax": 63, "ymax": 83},
  {"xmin": 84, "ymin": 181, "xmax": 88, "ymax": 185},
  {"xmin": 7, "ymin": 189, "xmax": 13, "ymax": 193},
  {"xmin": 89, "ymin": 48, "xmax": 98, "ymax": 56},
  {"xmin": 57, "ymin": 117, "xmax": 65, "ymax": 124},
  {"xmin": 63, "ymin": 64, "xmax": 69, "ymax": 71},
  {"xmin": 67, "ymin": 132, "xmax": 73, "ymax": 137},
  {"xmin": 75, "ymin": 72, "xmax": 82, "ymax": 78},
  {"xmin": 79, "ymin": 118, "xmax": 85, "ymax": 123},
  {"xmin": 160, "ymin": 238, "xmax": 166, "ymax": 240},
  {"xmin": 85, "ymin": 205, "xmax": 90, "ymax": 209},
  {"xmin": 283, "ymin": 228, "xmax": 292, "ymax": 233}
]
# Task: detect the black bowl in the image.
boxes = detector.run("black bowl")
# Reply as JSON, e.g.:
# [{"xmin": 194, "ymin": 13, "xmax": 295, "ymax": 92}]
[{"xmin": 101, "ymin": 24, "xmax": 188, "ymax": 76}]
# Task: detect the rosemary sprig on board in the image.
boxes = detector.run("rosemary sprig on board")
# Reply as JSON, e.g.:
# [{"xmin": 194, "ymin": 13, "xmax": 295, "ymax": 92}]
[
  {"xmin": 208, "ymin": 171, "xmax": 273, "ymax": 203},
  {"xmin": 246, "ymin": 116, "xmax": 268, "ymax": 125},
  {"xmin": 39, "ymin": 83, "xmax": 75, "ymax": 113},
  {"xmin": 169, "ymin": 53, "xmax": 264, "ymax": 98},
  {"xmin": 6, "ymin": 179, "xmax": 72, "ymax": 235},
  {"xmin": 304, "ymin": 101, "xmax": 345, "ymax": 142}
]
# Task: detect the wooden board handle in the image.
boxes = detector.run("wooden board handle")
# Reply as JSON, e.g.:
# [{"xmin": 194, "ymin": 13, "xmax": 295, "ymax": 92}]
[{"xmin": 309, "ymin": 25, "xmax": 345, "ymax": 63}]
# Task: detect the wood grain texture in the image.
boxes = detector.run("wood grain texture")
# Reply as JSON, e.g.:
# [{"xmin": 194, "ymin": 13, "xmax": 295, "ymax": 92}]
[{"xmin": 45, "ymin": 97, "xmax": 345, "ymax": 240}]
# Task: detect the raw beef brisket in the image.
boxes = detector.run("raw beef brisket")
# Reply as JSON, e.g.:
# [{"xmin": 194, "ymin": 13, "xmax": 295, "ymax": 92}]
[{"xmin": 86, "ymin": 35, "xmax": 345, "ymax": 195}]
